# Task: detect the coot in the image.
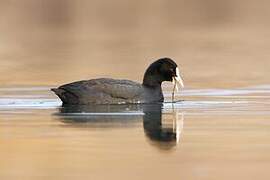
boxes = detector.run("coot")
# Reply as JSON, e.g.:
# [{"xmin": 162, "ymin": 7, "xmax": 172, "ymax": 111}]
[{"xmin": 51, "ymin": 58, "xmax": 184, "ymax": 105}]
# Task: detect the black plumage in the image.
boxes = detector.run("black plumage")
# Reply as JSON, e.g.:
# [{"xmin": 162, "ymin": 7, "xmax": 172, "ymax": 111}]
[{"xmin": 51, "ymin": 58, "xmax": 183, "ymax": 105}]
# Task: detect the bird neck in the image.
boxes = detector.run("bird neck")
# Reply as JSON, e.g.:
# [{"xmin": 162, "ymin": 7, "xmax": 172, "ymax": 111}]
[
  {"xmin": 143, "ymin": 68, "xmax": 162, "ymax": 88},
  {"xmin": 143, "ymin": 73, "xmax": 162, "ymax": 87},
  {"xmin": 142, "ymin": 81, "xmax": 164, "ymax": 103}
]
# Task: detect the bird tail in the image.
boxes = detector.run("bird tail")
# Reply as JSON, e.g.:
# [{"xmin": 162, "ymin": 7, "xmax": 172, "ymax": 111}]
[{"xmin": 51, "ymin": 88, "xmax": 77, "ymax": 105}]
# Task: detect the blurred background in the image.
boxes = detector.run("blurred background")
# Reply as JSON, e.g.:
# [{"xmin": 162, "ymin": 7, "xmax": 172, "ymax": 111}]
[{"xmin": 1, "ymin": 0, "xmax": 270, "ymax": 88}]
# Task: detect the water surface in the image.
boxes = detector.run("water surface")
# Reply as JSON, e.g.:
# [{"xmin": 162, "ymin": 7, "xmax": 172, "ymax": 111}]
[{"xmin": 1, "ymin": 85, "xmax": 270, "ymax": 180}]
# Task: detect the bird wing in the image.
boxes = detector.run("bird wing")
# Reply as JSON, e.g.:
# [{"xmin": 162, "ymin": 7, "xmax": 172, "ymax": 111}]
[
  {"xmin": 55, "ymin": 78, "xmax": 143, "ymax": 104},
  {"xmin": 92, "ymin": 78, "xmax": 143, "ymax": 99}
]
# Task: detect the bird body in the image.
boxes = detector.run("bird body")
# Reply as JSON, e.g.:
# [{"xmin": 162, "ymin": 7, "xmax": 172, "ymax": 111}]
[
  {"xmin": 52, "ymin": 78, "xmax": 163, "ymax": 104},
  {"xmin": 52, "ymin": 58, "xmax": 183, "ymax": 105}
]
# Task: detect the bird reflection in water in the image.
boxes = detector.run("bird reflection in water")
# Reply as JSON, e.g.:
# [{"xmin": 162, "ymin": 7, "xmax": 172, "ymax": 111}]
[
  {"xmin": 143, "ymin": 104, "xmax": 184, "ymax": 149},
  {"xmin": 55, "ymin": 104, "xmax": 184, "ymax": 150}
]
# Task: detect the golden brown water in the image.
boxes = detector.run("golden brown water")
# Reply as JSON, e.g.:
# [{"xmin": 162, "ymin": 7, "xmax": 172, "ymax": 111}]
[
  {"xmin": 1, "ymin": 86, "xmax": 270, "ymax": 180},
  {"xmin": 1, "ymin": 1, "xmax": 270, "ymax": 179}
]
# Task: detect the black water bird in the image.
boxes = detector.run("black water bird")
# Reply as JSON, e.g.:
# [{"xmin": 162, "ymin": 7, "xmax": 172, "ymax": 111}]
[{"xmin": 52, "ymin": 58, "xmax": 184, "ymax": 105}]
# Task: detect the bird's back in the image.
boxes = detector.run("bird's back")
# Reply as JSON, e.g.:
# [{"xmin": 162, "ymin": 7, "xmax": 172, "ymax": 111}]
[{"xmin": 52, "ymin": 78, "xmax": 144, "ymax": 105}]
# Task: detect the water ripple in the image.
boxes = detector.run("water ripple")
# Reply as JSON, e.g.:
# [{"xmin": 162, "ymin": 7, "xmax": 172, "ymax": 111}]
[{"xmin": 0, "ymin": 85, "xmax": 270, "ymax": 115}]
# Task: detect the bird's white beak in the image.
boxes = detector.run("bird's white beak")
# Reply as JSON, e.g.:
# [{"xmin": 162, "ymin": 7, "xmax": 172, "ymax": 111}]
[{"xmin": 172, "ymin": 67, "xmax": 184, "ymax": 92}]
